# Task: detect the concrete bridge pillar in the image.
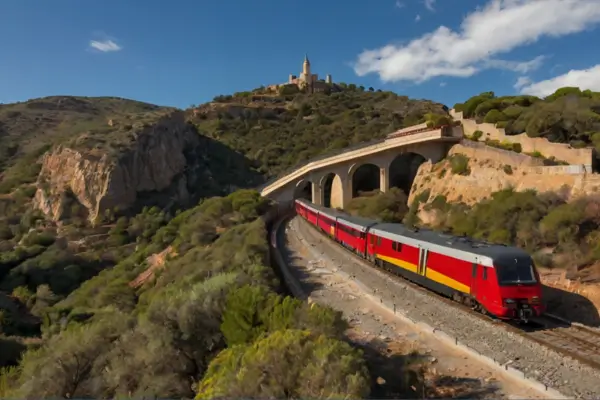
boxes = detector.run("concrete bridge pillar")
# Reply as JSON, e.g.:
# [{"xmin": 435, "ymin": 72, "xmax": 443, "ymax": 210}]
[
  {"xmin": 311, "ymin": 181, "xmax": 323, "ymax": 206},
  {"xmin": 341, "ymin": 177, "xmax": 352, "ymax": 209},
  {"xmin": 380, "ymin": 166, "xmax": 390, "ymax": 193},
  {"xmin": 329, "ymin": 173, "xmax": 351, "ymax": 209}
]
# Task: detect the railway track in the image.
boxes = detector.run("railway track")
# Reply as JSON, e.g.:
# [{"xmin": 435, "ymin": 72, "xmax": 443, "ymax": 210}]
[
  {"xmin": 291, "ymin": 215, "xmax": 600, "ymax": 372},
  {"xmin": 521, "ymin": 315, "xmax": 600, "ymax": 370}
]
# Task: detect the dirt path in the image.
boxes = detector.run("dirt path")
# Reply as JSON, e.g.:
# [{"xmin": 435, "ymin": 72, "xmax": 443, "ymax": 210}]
[{"xmin": 280, "ymin": 217, "xmax": 551, "ymax": 399}]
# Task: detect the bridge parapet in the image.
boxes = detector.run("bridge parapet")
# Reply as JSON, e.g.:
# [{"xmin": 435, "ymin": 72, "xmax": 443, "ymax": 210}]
[{"xmin": 259, "ymin": 125, "xmax": 462, "ymax": 198}]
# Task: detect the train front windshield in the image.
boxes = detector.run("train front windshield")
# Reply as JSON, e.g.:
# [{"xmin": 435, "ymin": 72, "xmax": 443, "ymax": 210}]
[{"xmin": 495, "ymin": 256, "xmax": 537, "ymax": 286}]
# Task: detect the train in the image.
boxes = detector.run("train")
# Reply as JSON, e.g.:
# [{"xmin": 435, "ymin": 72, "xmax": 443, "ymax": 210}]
[{"xmin": 294, "ymin": 198, "xmax": 545, "ymax": 322}]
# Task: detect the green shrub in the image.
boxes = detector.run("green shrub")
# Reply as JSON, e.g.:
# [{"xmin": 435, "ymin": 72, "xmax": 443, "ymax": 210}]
[
  {"xmin": 346, "ymin": 187, "xmax": 409, "ymax": 223},
  {"xmin": 425, "ymin": 113, "xmax": 452, "ymax": 128},
  {"xmin": 196, "ymin": 329, "xmax": 370, "ymax": 400},
  {"xmin": 503, "ymin": 105, "xmax": 524, "ymax": 119},
  {"xmin": 22, "ymin": 231, "xmax": 55, "ymax": 247},
  {"xmin": 503, "ymin": 165, "xmax": 513, "ymax": 175},
  {"xmin": 450, "ymin": 154, "xmax": 470, "ymax": 175},
  {"xmin": 483, "ymin": 109, "xmax": 508, "ymax": 124},
  {"xmin": 471, "ymin": 130, "xmax": 483, "ymax": 141},
  {"xmin": 221, "ymin": 285, "xmax": 346, "ymax": 346}
]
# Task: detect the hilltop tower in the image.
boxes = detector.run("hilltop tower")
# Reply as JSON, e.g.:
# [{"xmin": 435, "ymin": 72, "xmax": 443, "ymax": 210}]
[
  {"xmin": 271, "ymin": 55, "xmax": 332, "ymax": 94},
  {"xmin": 303, "ymin": 54, "xmax": 311, "ymax": 76},
  {"xmin": 299, "ymin": 54, "xmax": 315, "ymax": 91}
]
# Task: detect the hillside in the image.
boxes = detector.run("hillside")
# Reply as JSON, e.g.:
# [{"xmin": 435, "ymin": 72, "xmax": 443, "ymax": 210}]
[
  {"xmin": 0, "ymin": 96, "xmax": 265, "ymax": 379},
  {"xmin": 188, "ymin": 85, "xmax": 449, "ymax": 178},
  {"xmin": 453, "ymin": 87, "xmax": 600, "ymax": 149},
  {"xmin": 5, "ymin": 83, "xmax": 600, "ymax": 397},
  {"xmin": 0, "ymin": 96, "xmax": 175, "ymax": 194},
  {"xmin": 0, "ymin": 87, "xmax": 452, "ymax": 398}
]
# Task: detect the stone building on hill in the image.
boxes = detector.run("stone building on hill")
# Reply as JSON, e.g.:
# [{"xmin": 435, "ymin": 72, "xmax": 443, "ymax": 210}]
[{"xmin": 268, "ymin": 55, "xmax": 333, "ymax": 94}]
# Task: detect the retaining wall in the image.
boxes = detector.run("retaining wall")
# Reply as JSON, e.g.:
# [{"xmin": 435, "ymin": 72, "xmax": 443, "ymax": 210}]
[
  {"xmin": 452, "ymin": 109, "xmax": 594, "ymax": 167},
  {"xmin": 453, "ymin": 140, "xmax": 545, "ymax": 168}
]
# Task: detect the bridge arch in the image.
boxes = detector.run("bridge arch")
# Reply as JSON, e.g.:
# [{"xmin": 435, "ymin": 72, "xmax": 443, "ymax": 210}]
[
  {"xmin": 349, "ymin": 162, "xmax": 381, "ymax": 197},
  {"xmin": 389, "ymin": 152, "xmax": 427, "ymax": 195},
  {"xmin": 319, "ymin": 172, "xmax": 344, "ymax": 208},
  {"xmin": 294, "ymin": 179, "xmax": 312, "ymax": 201}
]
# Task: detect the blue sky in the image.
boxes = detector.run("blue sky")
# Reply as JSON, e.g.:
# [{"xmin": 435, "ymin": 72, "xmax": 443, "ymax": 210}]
[{"xmin": 2, "ymin": 0, "xmax": 600, "ymax": 109}]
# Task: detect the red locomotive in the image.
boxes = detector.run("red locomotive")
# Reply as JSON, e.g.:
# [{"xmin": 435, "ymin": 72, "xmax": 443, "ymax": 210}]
[{"xmin": 294, "ymin": 198, "xmax": 545, "ymax": 322}]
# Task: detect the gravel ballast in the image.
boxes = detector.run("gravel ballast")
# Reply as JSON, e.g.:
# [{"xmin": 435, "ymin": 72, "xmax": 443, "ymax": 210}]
[{"xmin": 289, "ymin": 217, "xmax": 600, "ymax": 399}]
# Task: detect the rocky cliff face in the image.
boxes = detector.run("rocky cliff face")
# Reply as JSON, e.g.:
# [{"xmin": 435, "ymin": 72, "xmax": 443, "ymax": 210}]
[
  {"xmin": 33, "ymin": 111, "xmax": 200, "ymax": 222},
  {"xmin": 408, "ymin": 141, "xmax": 600, "ymax": 208}
]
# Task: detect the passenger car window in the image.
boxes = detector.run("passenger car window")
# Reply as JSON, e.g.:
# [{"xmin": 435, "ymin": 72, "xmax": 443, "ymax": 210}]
[
  {"xmin": 392, "ymin": 242, "xmax": 397, "ymax": 251},
  {"xmin": 472, "ymin": 263, "xmax": 477, "ymax": 278},
  {"xmin": 483, "ymin": 267, "xmax": 487, "ymax": 280}
]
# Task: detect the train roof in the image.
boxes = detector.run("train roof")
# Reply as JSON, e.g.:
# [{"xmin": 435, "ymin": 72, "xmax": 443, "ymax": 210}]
[
  {"xmin": 370, "ymin": 223, "xmax": 530, "ymax": 267},
  {"xmin": 336, "ymin": 214, "xmax": 378, "ymax": 232},
  {"xmin": 296, "ymin": 198, "xmax": 346, "ymax": 218}
]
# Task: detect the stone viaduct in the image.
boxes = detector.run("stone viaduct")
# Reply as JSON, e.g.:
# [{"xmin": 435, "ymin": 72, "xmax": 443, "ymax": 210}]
[{"xmin": 259, "ymin": 123, "xmax": 463, "ymax": 208}]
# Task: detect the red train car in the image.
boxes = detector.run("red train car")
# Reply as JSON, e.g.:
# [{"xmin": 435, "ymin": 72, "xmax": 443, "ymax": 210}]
[
  {"xmin": 293, "ymin": 200, "xmax": 544, "ymax": 322},
  {"xmin": 316, "ymin": 208, "xmax": 345, "ymax": 238},
  {"xmin": 335, "ymin": 215, "xmax": 376, "ymax": 256},
  {"xmin": 295, "ymin": 199, "xmax": 319, "ymax": 226},
  {"xmin": 367, "ymin": 223, "xmax": 544, "ymax": 321}
]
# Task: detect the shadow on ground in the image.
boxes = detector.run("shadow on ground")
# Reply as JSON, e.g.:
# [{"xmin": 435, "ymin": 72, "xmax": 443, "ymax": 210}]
[
  {"xmin": 274, "ymin": 218, "xmax": 325, "ymax": 296},
  {"xmin": 351, "ymin": 337, "xmax": 501, "ymax": 399},
  {"xmin": 542, "ymin": 284, "xmax": 600, "ymax": 327}
]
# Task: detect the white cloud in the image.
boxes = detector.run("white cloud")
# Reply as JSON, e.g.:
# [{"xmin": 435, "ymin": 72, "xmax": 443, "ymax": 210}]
[
  {"xmin": 354, "ymin": 0, "xmax": 600, "ymax": 84},
  {"xmin": 440, "ymin": 81, "xmax": 447, "ymax": 87},
  {"xmin": 415, "ymin": 14, "xmax": 421, "ymax": 22},
  {"xmin": 484, "ymin": 55, "xmax": 546, "ymax": 73},
  {"xmin": 519, "ymin": 64, "xmax": 600, "ymax": 97},
  {"xmin": 514, "ymin": 76, "xmax": 532, "ymax": 90},
  {"xmin": 424, "ymin": 0, "xmax": 436, "ymax": 11},
  {"xmin": 395, "ymin": 0, "xmax": 405, "ymax": 8},
  {"xmin": 89, "ymin": 39, "xmax": 122, "ymax": 52}
]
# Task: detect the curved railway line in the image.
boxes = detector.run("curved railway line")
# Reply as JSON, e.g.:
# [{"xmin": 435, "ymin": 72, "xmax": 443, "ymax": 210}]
[{"xmin": 290, "ymin": 214, "xmax": 600, "ymax": 373}]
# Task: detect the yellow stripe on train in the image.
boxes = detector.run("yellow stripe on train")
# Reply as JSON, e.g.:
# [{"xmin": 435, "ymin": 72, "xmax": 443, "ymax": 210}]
[
  {"xmin": 376, "ymin": 255, "xmax": 470, "ymax": 294},
  {"xmin": 425, "ymin": 268, "xmax": 470, "ymax": 294},
  {"xmin": 377, "ymin": 255, "xmax": 418, "ymax": 273}
]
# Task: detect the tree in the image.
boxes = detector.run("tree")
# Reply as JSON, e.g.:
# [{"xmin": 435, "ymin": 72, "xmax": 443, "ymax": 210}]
[
  {"xmin": 221, "ymin": 285, "xmax": 347, "ymax": 346},
  {"xmin": 13, "ymin": 312, "xmax": 132, "ymax": 399},
  {"xmin": 483, "ymin": 109, "xmax": 508, "ymax": 124},
  {"xmin": 196, "ymin": 329, "xmax": 371, "ymax": 400}
]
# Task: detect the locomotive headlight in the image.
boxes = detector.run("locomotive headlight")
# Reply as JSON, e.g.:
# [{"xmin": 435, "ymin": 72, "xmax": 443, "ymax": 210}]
[
  {"xmin": 531, "ymin": 296, "xmax": 540, "ymax": 304},
  {"xmin": 503, "ymin": 298, "xmax": 516, "ymax": 306}
]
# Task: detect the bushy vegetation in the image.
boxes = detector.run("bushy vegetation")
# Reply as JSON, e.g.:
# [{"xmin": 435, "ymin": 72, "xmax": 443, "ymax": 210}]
[
  {"xmin": 0, "ymin": 96, "xmax": 174, "ymax": 194},
  {"xmin": 189, "ymin": 86, "xmax": 447, "ymax": 178},
  {"xmin": 423, "ymin": 188, "xmax": 600, "ymax": 270},
  {"xmin": 5, "ymin": 83, "xmax": 600, "ymax": 398},
  {"xmin": 449, "ymin": 154, "xmax": 470, "ymax": 175},
  {"xmin": 196, "ymin": 329, "xmax": 370, "ymax": 400},
  {"xmin": 454, "ymin": 87, "xmax": 600, "ymax": 150},
  {"xmin": 346, "ymin": 188, "xmax": 409, "ymax": 222},
  {"xmin": 0, "ymin": 189, "xmax": 370, "ymax": 398},
  {"xmin": 0, "ymin": 88, "xmax": 451, "ymax": 399}
]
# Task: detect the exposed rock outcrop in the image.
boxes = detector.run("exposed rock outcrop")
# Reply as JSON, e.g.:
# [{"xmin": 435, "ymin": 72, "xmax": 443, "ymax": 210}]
[
  {"xmin": 409, "ymin": 141, "xmax": 600, "ymax": 206},
  {"xmin": 33, "ymin": 111, "xmax": 199, "ymax": 222}
]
